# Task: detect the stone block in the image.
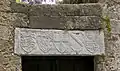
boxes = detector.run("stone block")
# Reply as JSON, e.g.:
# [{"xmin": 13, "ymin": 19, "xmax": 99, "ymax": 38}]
[
  {"xmin": 109, "ymin": 12, "xmax": 120, "ymax": 20},
  {"xmin": 94, "ymin": 62, "xmax": 106, "ymax": 71},
  {"xmin": 105, "ymin": 57, "xmax": 118, "ymax": 71},
  {"xmin": 11, "ymin": 3, "xmax": 102, "ymax": 16},
  {"xmin": 110, "ymin": 20, "xmax": 120, "ymax": 34},
  {"xmin": 29, "ymin": 16, "xmax": 102, "ymax": 29},
  {"xmin": 0, "ymin": 12, "xmax": 29, "ymax": 27},
  {"xmin": 30, "ymin": 4, "xmax": 102, "ymax": 16},
  {"xmin": 14, "ymin": 28, "xmax": 105, "ymax": 55}
]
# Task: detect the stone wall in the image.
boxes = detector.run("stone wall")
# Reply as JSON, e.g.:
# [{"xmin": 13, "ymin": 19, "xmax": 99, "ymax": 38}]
[
  {"xmin": 0, "ymin": 0, "xmax": 120, "ymax": 71},
  {"xmin": 95, "ymin": 0, "xmax": 120, "ymax": 71},
  {"xmin": 0, "ymin": 0, "xmax": 28, "ymax": 71}
]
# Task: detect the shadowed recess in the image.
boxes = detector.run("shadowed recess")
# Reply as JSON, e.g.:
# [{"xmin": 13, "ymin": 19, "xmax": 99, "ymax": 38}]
[{"xmin": 22, "ymin": 56, "xmax": 94, "ymax": 71}]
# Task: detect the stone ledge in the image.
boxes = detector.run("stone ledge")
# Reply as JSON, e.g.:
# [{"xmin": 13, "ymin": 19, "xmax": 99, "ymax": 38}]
[
  {"xmin": 11, "ymin": 3, "xmax": 102, "ymax": 16},
  {"xmin": 29, "ymin": 16, "xmax": 102, "ymax": 30},
  {"xmin": 29, "ymin": 3, "xmax": 102, "ymax": 16},
  {"xmin": 14, "ymin": 28, "xmax": 105, "ymax": 55}
]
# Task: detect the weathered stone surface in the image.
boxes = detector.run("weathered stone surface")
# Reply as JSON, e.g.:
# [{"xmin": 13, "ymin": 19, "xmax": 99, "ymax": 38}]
[
  {"xmin": 105, "ymin": 57, "xmax": 118, "ymax": 71},
  {"xmin": 94, "ymin": 33, "xmax": 120, "ymax": 71},
  {"xmin": 105, "ymin": 34, "xmax": 120, "ymax": 57},
  {"xmin": 96, "ymin": 0, "xmax": 120, "ymax": 71},
  {"xmin": 15, "ymin": 28, "xmax": 104, "ymax": 55},
  {"xmin": 0, "ymin": 0, "xmax": 11, "ymax": 12},
  {"xmin": 0, "ymin": 66, "xmax": 5, "ymax": 71},
  {"xmin": 106, "ymin": 33, "xmax": 120, "ymax": 70},
  {"xmin": 0, "ymin": 39, "xmax": 21, "ymax": 71},
  {"xmin": 103, "ymin": 31, "xmax": 120, "ymax": 71},
  {"xmin": 11, "ymin": 3, "xmax": 102, "ymax": 16},
  {"xmin": 0, "ymin": 12, "xmax": 29, "ymax": 27},
  {"xmin": 109, "ymin": 12, "xmax": 120, "ymax": 20},
  {"xmin": 110, "ymin": 20, "xmax": 120, "ymax": 34},
  {"xmin": 30, "ymin": 16, "xmax": 102, "ymax": 29},
  {"xmin": 30, "ymin": 3, "xmax": 102, "ymax": 16},
  {"xmin": 11, "ymin": 2, "xmax": 30, "ymax": 14},
  {"xmin": 107, "ymin": 0, "xmax": 120, "ymax": 18},
  {"xmin": 0, "ymin": 25, "xmax": 11, "ymax": 40}
]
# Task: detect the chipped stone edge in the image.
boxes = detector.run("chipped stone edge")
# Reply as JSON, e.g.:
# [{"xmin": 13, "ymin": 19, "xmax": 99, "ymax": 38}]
[
  {"xmin": 14, "ymin": 28, "xmax": 21, "ymax": 55},
  {"xmin": 100, "ymin": 30, "xmax": 105, "ymax": 55}
]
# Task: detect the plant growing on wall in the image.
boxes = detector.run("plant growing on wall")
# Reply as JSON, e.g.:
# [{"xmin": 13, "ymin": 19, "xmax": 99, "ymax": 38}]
[{"xmin": 101, "ymin": 15, "xmax": 111, "ymax": 33}]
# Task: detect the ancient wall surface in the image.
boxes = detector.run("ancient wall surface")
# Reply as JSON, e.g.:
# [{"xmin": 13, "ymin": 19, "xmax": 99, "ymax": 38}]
[
  {"xmin": 95, "ymin": 0, "xmax": 120, "ymax": 71},
  {"xmin": 0, "ymin": 0, "xmax": 28, "ymax": 71},
  {"xmin": 0, "ymin": 0, "xmax": 120, "ymax": 71}
]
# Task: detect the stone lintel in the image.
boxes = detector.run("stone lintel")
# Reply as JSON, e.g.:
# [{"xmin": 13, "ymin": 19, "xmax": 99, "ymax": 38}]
[
  {"xmin": 30, "ymin": 16, "xmax": 102, "ymax": 29},
  {"xmin": 14, "ymin": 28, "xmax": 105, "ymax": 56},
  {"xmin": 11, "ymin": 3, "xmax": 102, "ymax": 16}
]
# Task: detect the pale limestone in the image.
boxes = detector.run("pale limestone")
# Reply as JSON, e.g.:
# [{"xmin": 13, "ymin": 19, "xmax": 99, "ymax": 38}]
[{"xmin": 14, "ymin": 28, "xmax": 105, "ymax": 55}]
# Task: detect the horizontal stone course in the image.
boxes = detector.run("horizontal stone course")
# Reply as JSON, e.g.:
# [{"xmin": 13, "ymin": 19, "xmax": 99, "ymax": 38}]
[
  {"xmin": 30, "ymin": 3, "xmax": 102, "ymax": 16},
  {"xmin": 11, "ymin": 3, "xmax": 102, "ymax": 16},
  {"xmin": 30, "ymin": 16, "xmax": 102, "ymax": 29}
]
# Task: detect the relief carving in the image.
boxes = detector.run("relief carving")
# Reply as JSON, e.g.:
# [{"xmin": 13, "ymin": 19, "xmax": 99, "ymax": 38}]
[
  {"xmin": 20, "ymin": 31, "xmax": 36, "ymax": 53},
  {"xmin": 15, "ymin": 28, "xmax": 104, "ymax": 55},
  {"xmin": 36, "ymin": 32, "xmax": 53, "ymax": 53},
  {"xmin": 85, "ymin": 31, "xmax": 101, "ymax": 53}
]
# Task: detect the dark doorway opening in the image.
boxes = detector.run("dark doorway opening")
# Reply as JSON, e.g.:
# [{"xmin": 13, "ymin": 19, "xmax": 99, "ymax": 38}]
[{"xmin": 22, "ymin": 56, "xmax": 94, "ymax": 71}]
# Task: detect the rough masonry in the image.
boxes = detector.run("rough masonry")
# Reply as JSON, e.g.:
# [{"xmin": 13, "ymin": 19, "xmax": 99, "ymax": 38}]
[{"xmin": 0, "ymin": 0, "xmax": 120, "ymax": 71}]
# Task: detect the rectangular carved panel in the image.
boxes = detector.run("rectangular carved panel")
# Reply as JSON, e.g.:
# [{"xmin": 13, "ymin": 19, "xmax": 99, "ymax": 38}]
[{"xmin": 15, "ymin": 28, "xmax": 105, "ymax": 55}]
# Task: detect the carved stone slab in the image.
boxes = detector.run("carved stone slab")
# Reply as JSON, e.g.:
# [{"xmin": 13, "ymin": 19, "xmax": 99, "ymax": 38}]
[{"xmin": 14, "ymin": 28, "xmax": 105, "ymax": 55}]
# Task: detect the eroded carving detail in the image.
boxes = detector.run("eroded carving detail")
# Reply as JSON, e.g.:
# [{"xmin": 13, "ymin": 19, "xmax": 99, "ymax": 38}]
[
  {"xmin": 20, "ymin": 31, "xmax": 36, "ymax": 53},
  {"xmin": 85, "ymin": 31, "xmax": 101, "ymax": 53},
  {"xmin": 36, "ymin": 32, "xmax": 53, "ymax": 53},
  {"xmin": 15, "ymin": 28, "xmax": 104, "ymax": 55}
]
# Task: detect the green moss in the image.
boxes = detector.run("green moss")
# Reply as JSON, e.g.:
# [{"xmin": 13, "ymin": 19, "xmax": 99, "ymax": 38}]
[{"xmin": 101, "ymin": 15, "xmax": 111, "ymax": 33}]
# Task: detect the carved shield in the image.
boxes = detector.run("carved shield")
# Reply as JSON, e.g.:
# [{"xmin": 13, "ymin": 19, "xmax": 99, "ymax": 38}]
[
  {"xmin": 85, "ymin": 31, "xmax": 100, "ymax": 53},
  {"xmin": 20, "ymin": 32, "xmax": 36, "ymax": 53},
  {"xmin": 36, "ymin": 32, "xmax": 53, "ymax": 53}
]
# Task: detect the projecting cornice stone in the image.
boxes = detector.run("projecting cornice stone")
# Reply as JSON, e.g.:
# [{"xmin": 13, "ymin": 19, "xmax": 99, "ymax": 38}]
[
  {"xmin": 14, "ymin": 28, "xmax": 105, "ymax": 55},
  {"xmin": 11, "ymin": 3, "xmax": 102, "ymax": 16}
]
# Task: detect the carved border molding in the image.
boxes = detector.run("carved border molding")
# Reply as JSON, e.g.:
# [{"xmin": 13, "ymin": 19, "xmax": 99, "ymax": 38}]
[{"xmin": 14, "ymin": 28, "xmax": 105, "ymax": 56}]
